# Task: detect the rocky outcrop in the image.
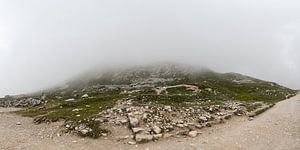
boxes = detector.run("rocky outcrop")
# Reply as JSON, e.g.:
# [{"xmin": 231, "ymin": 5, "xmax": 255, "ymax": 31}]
[{"xmin": 0, "ymin": 97, "xmax": 44, "ymax": 107}]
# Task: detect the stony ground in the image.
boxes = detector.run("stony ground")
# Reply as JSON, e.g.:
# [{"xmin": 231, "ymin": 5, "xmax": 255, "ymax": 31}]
[{"xmin": 0, "ymin": 94, "xmax": 299, "ymax": 150}]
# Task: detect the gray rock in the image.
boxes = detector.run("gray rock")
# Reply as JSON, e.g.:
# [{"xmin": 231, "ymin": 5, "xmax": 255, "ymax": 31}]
[
  {"xmin": 153, "ymin": 134, "xmax": 163, "ymax": 140},
  {"xmin": 120, "ymin": 119, "xmax": 128, "ymax": 124},
  {"xmin": 80, "ymin": 129, "xmax": 89, "ymax": 135},
  {"xmin": 152, "ymin": 126, "xmax": 162, "ymax": 134},
  {"xmin": 176, "ymin": 124, "xmax": 184, "ymax": 128},
  {"xmin": 65, "ymin": 98, "xmax": 75, "ymax": 102},
  {"xmin": 129, "ymin": 117, "xmax": 139, "ymax": 127},
  {"xmin": 195, "ymin": 125, "xmax": 203, "ymax": 129},
  {"xmin": 164, "ymin": 105, "xmax": 172, "ymax": 112},
  {"xmin": 132, "ymin": 127, "xmax": 145, "ymax": 134},
  {"xmin": 128, "ymin": 141, "xmax": 137, "ymax": 145},
  {"xmin": 81, "ymin": 94, "xmax": 89, "ymax": 98},
  {"xmin": 135, "ymin": 134, "xmax": 153, "ymax": 143},
  {"xmin": 199, "ymin": 116, "xmax": 208, "ymax": 123},
  {"xmin": 188, "ymin": 131, "xmax": 198, "ymax": 137}
]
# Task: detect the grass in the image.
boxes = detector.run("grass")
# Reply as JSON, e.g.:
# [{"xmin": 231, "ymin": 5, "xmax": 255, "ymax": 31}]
[
  {"xmin": 18, "ymin": 94, "xmax": 126, "ymax": 122},
  {"xmin": 16, "ymin": 93, "xmax": 127, "ymax": 138},
  {"xmin": 13, "ymin": 70, "xmax": 297, "ymax": 138}
]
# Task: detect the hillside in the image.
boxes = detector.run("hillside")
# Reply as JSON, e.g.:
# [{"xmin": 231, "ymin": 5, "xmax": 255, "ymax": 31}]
[{"xmin": 0, "ymin": 62, "xmax": 297, "ymax": 143}]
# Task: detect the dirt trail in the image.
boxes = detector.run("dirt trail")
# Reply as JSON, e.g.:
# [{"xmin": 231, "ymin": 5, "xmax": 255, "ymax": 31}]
[{"xmin": 1, "ymin": 94, "xmax": 299, "ymax": 150}]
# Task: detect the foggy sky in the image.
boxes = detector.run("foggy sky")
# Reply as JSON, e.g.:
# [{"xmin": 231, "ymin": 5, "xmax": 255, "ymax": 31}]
[{"xmin": 0, "ymin": 0, "xmax": 300, "ymax": 97}]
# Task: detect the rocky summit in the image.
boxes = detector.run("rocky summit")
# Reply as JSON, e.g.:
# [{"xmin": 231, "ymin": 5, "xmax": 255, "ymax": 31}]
[{"xmin": 0, "ymin": 62, "xmax": 297, "ymax": 143}]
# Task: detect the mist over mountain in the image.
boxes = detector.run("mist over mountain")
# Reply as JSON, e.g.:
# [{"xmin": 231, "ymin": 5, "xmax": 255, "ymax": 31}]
[{"xmin": 1, "ymin": 0, "xmax": 300, "ymax": 97}]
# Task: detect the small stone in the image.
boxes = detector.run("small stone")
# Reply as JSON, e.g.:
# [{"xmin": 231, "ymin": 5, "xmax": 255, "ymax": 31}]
[
  {"xmin": 65, "ymin": 98, "xmax": 75, "ymax": 102},
  {"xmin": 76, "ymin": 114, "xmax": 81, "ymax": 117},
  {"xmin": 188, "ymin": 131, "xmax": 198, "ymax": 137},
  {"xmin": 129, "ymin": 117, "xmax": 139, "ymax": 128},
  {"xmin": 80, "ymin": 129, "xmax": 89, "ymax": 135},
  {"xmin": 128, "ymin": 141, "xmax": 137, "ymax": 145},
  {"xmin": 164, "ymin": 105, "xmax": 172, "ymax": 112},
  {"xmin": 132, "ymin": 128, "xmax": 145, "ymax": 134},
  {"xmin": 81, "ymin": 94, "xmax": 89, "ymax": 98},
  {"xmin": 120, "ymin": 119, "xmax": 128, "ymax": 124},
  {"xmin": 135, "ymin": 134, "xmax": 153, "ymax": 143},
  {"xmin": 205, "ymin": 123, "xmax": 212, "ymax": 127},
  {"xmin": 248, "ymin": 117, "xmax": 254, "ymax": 121},
  {"xmin": 153, "ymin": 134, "xmax": 162, "ymax": 140},
  {"xmin": 152, "ymin": 126, "xmax": 162, "ymax": 134},
  {"xmin": 176, "ymin": 124, "xmax": 184, "ymax": 128},
  {"xmin": 199, "ymin": 116, "xmax": 208, "ymax": 123},
  {"xmin": 72, "ymin": 109, "xmax": 80, "ymax": 112},
  {"xmin": 16, "ymin": 122, "xmax": 21, "ymax": 125},
  {"xmin": 195, "ymin": 125, "xmax": 203, "ymax": 129}
]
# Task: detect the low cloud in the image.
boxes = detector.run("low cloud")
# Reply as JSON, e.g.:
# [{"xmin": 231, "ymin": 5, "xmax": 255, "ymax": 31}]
[{"xmin": 0, "ymin": 0, "xmax": 300, "ymax": 97}]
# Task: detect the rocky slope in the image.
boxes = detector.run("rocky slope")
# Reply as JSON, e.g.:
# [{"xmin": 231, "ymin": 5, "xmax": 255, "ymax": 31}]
[{"xmin": 0, "ymin": 62, "xmax": 297, "ymax": 143}]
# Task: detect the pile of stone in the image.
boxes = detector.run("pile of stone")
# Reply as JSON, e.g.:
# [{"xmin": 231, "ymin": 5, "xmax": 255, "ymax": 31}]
[
  {"xmin": 84, "ymin": 98, "xmax": 261, "ymax": 143},
  {"xmin": 1, "ymin": 97, "xmax": 44, "ymax": 107}
]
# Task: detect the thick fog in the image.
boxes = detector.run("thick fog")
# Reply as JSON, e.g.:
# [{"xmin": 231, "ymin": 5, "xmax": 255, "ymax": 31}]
[{"xmin": 0, "ymin": 0, "xmax": 300, "ymax": 97}]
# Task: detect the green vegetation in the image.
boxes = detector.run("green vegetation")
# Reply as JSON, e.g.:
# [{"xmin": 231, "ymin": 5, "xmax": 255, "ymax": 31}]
[{"xmin": 12, "ymin": 64, "xmax": 297, "ymax": 138}]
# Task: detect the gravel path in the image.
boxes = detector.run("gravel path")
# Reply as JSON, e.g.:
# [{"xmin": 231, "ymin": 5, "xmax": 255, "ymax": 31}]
[{"xmin": 1, "ymin": 94, "xmax": 299, "ymax": 150}]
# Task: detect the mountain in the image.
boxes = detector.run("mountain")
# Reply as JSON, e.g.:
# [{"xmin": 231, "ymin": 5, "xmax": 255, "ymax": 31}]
[
  {"xmin": 2, "ymin": 62, "xmax": 296, "ymax": 140},
  {"xmin": 44, "ymin": 62, "xmax": 295, "ymax": 102}
]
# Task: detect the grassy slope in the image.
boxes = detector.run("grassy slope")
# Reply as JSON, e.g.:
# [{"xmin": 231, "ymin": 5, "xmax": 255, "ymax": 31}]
[{"xmin": 13, "ymin": 67, "xmax": 297, "ymax": 138}]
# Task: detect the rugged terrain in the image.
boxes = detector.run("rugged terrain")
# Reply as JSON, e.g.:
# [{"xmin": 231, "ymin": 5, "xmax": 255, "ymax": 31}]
[
  {"xmin": 0, "ymin": 93, "xmax": 299, "ymax": 150},
  {"xmin": 0, "ymin": 63, "xmax": 297, "ymax": 145}
]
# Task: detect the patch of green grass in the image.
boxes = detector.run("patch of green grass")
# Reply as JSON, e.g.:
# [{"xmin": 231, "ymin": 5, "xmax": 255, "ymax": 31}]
[
  {"xmin": 165, "ymin": 87, "xmax": 194, "ymax": 95},
  {"xmin": 17, "ymin": 93, "xmax": 127, "ymax": 123},
  {"xmin": 244, "ymin": 102, "xmax": 263, "ymax": 112}
]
